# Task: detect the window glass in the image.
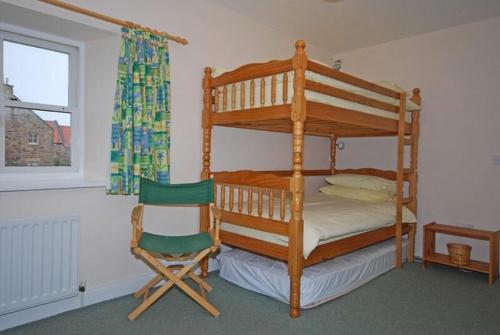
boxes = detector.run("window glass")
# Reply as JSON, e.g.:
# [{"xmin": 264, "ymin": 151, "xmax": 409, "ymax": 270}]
[
  {"xmin": 5, "ymin": 107, "xmax": 71, "ymax": 166},
  {"xmin": 28, "ymin": 133, "xmax": 39, "ymax": 145},
  {"xmin": 1, "ymin": 29, "xmax": 78, "ymax": 176},
  {"xmin": 3, "ymin": 40, "xmax": 69, "ymax": 106}
]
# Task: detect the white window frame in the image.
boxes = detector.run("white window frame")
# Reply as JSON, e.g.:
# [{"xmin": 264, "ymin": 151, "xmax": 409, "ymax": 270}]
[
  {"xmin": 27, "ymin": 133, "xmax": 39, "ymax": 145},
  {"xmin": 0, "ymin": 23, "xmax": 85, "ymax": 186}
]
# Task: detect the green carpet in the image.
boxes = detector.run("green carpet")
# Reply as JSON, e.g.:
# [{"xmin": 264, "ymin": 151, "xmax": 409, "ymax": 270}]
[{"xmin": 2, "ymin": 262, "xmax": 499, "ymax": 335}]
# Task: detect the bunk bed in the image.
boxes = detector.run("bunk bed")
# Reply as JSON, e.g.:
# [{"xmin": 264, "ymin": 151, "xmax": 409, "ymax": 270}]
[{"xmin": 199, "ymin": 40, "xmax": 421, "ymax": 318}]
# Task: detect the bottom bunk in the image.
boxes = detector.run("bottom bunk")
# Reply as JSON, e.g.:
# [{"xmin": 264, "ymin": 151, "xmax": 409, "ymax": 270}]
[
  {"xmin": 209, "ymin": 170, "xmax": 416, "ymax": 316},
  {"xmin": 218, "ymin": 238, "xmax": 409, "ymax": 308},
  {"xmin": 219, "ymin": 192, "xmax": 416, "ymax": 260}
]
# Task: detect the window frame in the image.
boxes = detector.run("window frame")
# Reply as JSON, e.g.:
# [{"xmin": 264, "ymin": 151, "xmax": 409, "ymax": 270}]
[
  {"xmin": 0, "ymin": 23, "xmax": 84, "ymax": 183},
  {"xmin": 27, "ymin": 133, "xmax": 39, "ymax": 145}
]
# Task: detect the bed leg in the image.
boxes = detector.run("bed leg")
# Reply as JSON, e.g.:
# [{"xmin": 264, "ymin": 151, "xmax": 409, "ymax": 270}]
[
  {"xmin": 200, "ymin": 258, "xmax": 209, "ymax": 277},
  {"xmin": 408, "ymin": 223, "xmax": 416, "ymax": 262},
  {"xmin": 288, "ymin": 39, "xmax": 306, "ymax": 318},
  {"xmin": 201, "ymin": 67, "xmax": 213, "ymax": 277},
  {"xmin": 289, "ymin": 275, "xmax": 301, "ymax": 318}
]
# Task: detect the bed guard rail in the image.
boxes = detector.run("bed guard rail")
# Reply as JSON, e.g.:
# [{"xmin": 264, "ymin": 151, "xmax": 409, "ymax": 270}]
[
  {"xmin": 212, "ymin": 171, "xmax": 292, "ymax": 236},
  {"xmin": 210, "ymin": 60, "xmax": 294, "ymax": 113}
]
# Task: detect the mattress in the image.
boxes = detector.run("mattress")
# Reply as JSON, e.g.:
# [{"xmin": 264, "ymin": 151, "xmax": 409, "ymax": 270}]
[
  {"xmin": 221, "ymin": 192, "xmax": 416, "ymax": 258},
  {"xmin": 212, "ymin": 66, "xmax": 420, "ymax": 119},
  {"xmin": 218, "ymin": 238, "xmax": 409, "ymax": 308}
]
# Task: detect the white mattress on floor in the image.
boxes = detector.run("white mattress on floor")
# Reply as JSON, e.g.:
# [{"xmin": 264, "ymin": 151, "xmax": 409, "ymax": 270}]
[
  {"xmin": 221, "ymin": 193, "xmax": 416, "ymax": 258},
  {"xmin": 217, "ymin": 238, "xmax": 408, "ymax": 308},
  {"xmin": 212, "ymin": 67, "xmax": 420, "ymax": 119}
]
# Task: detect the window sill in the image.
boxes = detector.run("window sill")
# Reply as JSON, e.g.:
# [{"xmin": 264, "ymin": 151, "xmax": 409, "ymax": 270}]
[{"xmin": 0, "ymin": 179, "xmax": 106, "ymax": 192}]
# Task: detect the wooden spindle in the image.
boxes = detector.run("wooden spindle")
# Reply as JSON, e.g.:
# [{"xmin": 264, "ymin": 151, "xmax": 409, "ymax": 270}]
[
  {"xmin": 258, "ymin": 188, "xmax": 263, "ymax": 218},
  {"xmin": 280, "ymin": 190, "xmax": 286, "ymax": 222},
  {"xmin": 214, "ymin": 184, "xmax": 218, "ymax": 208},
  {"xmin": 229, "ymin": 185, "xmax": 234, "ymax": 212},
  {"xmin": 271, "ymin": 75, "xmax": 277, "ymax": 106},
  {"xmin": 250, "ymin": 79, "xmax": 255, "ymax": 108},
  {"xmin": 283, "ymin": 72, "xmax": 288, "ymax": 104},
  {"xmin": 248, "ymin": 186, "xmax": 253, "ymax": 215},
  {"xmin": 240, "ymin": 82, "xmax": 246, "ymax": 109},
  {"xmin": 213, "ymin": 88, "xmax": 219, "ymax": 112},
  {"xmin": 238, "ymin": 185, "xmax": 243, "ymax": 213},
  {"xmin": 231, "ymin": 83, "xmax": 236, "ymax": 111},
  {"xmin": 269, "ymin": 189, "xmax": 274, "ymax": 219},
  {"xmin": 330, "ymin": 134, "xmax": 337, "ymax": 175},
  {"xmin": 260, "ymin": 78, "xmax": 265, "ymax": 107},
  {"xmin": 220, "ymin": 184, "xmax": 226, "ymax": 210},
  {"xmin": 222, "ymin": 86, "xmax": 228, "ymax": 112}
]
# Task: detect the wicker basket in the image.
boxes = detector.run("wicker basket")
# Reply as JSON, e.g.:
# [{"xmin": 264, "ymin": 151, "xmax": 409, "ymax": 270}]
[{"xmin": 447, "ymin": 243, "xmax": 471, "ymax": 265}]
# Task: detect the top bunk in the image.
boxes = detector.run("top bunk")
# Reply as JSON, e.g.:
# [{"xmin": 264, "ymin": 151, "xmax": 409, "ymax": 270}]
[{"xmin": 203, "ymin": 41, "xmax": 421, "ymax": 137}]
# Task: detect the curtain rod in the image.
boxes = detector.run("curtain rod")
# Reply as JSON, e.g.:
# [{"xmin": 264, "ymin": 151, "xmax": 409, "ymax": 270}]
[{"xmin": 38, "ymin": 0, "xmax": 189, "ymax": 45}]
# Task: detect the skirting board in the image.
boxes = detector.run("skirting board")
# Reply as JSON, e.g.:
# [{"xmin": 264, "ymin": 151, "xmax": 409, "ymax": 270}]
[{"xmin": 0, "ymin": 260, "xmax": 219, "ymax": 331}]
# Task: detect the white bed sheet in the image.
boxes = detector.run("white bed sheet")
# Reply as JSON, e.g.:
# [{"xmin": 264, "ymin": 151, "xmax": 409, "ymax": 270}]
[
  {"xmin": 218, "ymin": 238, "xmax": 409, "ymax": 308},
  {"xmin": 221, "ymin": 192, "xmax": 416, "ymax": 259},
  {"xmin": 213, "ymin": 68, "xmax": 420, "ymax": 119}
]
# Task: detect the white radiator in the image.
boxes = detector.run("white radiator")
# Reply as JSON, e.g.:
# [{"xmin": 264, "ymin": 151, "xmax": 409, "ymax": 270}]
[{"xmin": 0, "ymin": 215, "xmax": 79, "ymax": 315}]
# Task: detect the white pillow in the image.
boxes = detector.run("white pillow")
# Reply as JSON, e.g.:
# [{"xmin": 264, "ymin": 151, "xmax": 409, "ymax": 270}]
[
  {"xmin": 325, "ymin": 173, "xmax": 396, "ymax": 195},
  {"xmin": 320, "ymin": 184, "xmax": 395, "ymax": 202}
]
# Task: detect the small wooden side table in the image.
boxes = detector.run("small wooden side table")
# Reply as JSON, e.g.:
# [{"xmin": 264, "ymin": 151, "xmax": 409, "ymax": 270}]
[{"xmin": 423, "ymin": 222, "xmax": 499, "ymax": 284}]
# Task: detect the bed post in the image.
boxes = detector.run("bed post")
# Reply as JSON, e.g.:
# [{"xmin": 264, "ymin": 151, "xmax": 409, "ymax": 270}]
[
  {"xmin": 408, "ymin": 88, "xmax": 421, "ymax": 214},
  {"xmin": 289, "ymin": 40, "xmax": 307, "ymax": 318},
  {"xmin": 200, "ymin": 67, "xmax": 213, "ymax": 277},
  {"xmin": 407, "ymin": 88, "xmax": 421, "ymax": 262},
  {"xmin": 395, "ymin": 89, "xmax": 407, "ymax": 268},
  {"xmin": 330, "ymin": 134, "xmax": 337, "ymax": 175}
]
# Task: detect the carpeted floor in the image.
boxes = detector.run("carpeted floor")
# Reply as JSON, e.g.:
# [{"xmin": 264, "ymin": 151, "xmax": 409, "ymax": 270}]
[{"xmin": 2, "ymin": 262, "xmax": 499, "ymax": 335}]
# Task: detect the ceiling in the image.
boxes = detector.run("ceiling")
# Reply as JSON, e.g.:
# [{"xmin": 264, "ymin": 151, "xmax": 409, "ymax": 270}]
[{"xmin": 207, "ymin": 0, "xmax": 500, "ymax": 53}]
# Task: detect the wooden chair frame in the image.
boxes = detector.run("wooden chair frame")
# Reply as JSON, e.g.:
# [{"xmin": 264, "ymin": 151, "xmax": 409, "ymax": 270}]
[
  {"xmin": 129, "ymin": 204, "xmax": 222, "ymax": 320},
  {"xmin": 199, "ymin": 40, "xmax": 421, "ymax": 318}
]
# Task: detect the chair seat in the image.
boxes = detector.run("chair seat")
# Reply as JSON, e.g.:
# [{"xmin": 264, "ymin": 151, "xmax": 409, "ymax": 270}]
[{"xmin": 139, "ymin": 231, "xmax": 213, "ymax": 255}]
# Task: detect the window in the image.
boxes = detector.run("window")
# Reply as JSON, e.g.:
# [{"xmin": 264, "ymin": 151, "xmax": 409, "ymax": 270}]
[
  {"xmin": 0, "ymin": 28, "xmax": 80, "ymax": 175},
  {"xmin": 27, "ymin": 133, "xmax": 38, "ymax": 145}
]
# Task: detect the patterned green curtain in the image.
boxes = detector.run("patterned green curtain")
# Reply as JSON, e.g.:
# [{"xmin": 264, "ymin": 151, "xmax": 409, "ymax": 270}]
[{"xmin": 108, "ymin": 28, "xmax": 170, "ymax": 195}]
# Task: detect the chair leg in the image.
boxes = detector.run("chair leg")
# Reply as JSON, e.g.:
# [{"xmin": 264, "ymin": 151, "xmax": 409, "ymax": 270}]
[
  {"xmin": 129, "ymin": 248, "xmax": 219, "ymax": 320},
  {"xmin": 135, "ymin": 273, "xmax": 163, "ymax": 299},
  {"xmin": 154, "ymin": 250, "xmax": 219, "ymax": 317},
  {"xmin": 188, "ymin": 271, "xmax": 213, "ymax": 292},
  {"xmin": 163, "ymin": 269, "xmax": 219, "ymax": 317},
  {"xmin": 128, "ymin": 278, "xmax": 176, "ymax": 320}
]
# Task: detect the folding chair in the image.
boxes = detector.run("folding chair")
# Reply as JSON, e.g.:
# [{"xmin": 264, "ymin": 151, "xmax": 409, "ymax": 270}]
[{"xmin": 128, "ymin": 178, "xmax": 221, "ymax": 320}]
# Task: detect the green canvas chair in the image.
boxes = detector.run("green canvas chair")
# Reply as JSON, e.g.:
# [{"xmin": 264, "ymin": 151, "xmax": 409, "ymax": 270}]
[{"xmin": 128, "ymin": 178, "xmax": 221, "ymax": 320}]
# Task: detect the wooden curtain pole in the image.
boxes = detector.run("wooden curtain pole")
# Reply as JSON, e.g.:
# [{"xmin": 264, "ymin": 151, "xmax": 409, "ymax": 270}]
[{"xmin": 38, "ymin": 0, "xmax": 189, "ymax": 45}]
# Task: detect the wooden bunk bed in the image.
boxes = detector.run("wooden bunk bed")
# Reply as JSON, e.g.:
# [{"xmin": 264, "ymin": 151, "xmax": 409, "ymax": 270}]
[{"xmin": 199, "ymin": 40, "xmax": 421, "ymax": 318}]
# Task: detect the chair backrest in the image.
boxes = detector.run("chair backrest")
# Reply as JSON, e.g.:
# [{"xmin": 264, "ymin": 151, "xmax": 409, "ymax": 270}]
[{"xmin": 139, "ymin": 178, "xmax": 214, "ymax": 205}]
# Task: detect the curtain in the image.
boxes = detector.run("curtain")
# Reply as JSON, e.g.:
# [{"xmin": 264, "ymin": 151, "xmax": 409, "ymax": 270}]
[{"xmin": 108, "ymin": 28, "xmax": 171, "ymax": 195}]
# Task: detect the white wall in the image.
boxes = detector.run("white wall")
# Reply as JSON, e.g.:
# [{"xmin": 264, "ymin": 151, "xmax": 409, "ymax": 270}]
[
  {"xmin": 336, "ymin": 17, "xmax": 500, "ymax": 260},
  {"xmin": 0, "ymin": 0, "xmax": 331, "ymax": 289}
]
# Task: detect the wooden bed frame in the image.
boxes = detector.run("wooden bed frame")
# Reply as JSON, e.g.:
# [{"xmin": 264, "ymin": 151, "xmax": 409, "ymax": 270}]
[{"xmin": 199, "ymin": 40, "xmax": 421, "ymax": 318}]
